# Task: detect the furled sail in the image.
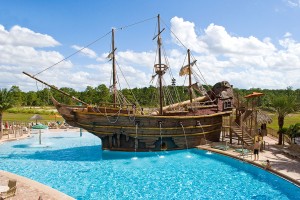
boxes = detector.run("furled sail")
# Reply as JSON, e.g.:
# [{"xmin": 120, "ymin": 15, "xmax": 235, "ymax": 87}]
[{"xmin": 179, "ymin": 60, "xmax": 197, "ymax": 76}]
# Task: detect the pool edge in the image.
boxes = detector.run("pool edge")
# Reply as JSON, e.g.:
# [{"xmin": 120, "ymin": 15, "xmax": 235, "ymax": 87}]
[
  {"xmin": 196, "ymin": 146, "xmax": 300, "ymax": 188},
  {"xmin": 0, "ymin": 170, "xmax": 75, "ymax": 200}
]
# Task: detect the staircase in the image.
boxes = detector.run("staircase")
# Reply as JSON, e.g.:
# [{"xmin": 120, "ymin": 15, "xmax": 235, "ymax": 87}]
[
  {"xmin": 231, "ymin": 125, "xmax": 254, "ymax": 146},
  {"xmin": 242, "ymin": 109, "xmax": 252, "ymax": 121}
]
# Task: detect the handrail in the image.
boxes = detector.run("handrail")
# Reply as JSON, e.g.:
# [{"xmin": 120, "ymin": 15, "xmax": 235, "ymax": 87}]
[{"xmin": 231, "ymin": 121, "xmax": 253, "ymax": 145}]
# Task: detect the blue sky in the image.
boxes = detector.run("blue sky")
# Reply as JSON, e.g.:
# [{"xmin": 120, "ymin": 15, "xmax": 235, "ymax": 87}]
[{"xmin": 1, "ymin": 0, "xmax": 300, "ymax": 91}]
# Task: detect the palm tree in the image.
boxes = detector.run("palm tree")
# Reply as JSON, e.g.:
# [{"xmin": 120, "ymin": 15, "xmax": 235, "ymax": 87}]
[
  {"xmin": 286, "ymin": 123, "xmax": 300, "ymax": 144},
  {"xmin": 269, "ymin": 94, "xmax": 299, "ymax": 145},
  {"xmin": 0, "ymin": 88, "xmax": 14, "ymax": 139}
]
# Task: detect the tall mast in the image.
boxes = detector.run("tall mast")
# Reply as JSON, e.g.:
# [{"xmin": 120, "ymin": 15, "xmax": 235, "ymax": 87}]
[
  {"xmin": 188, "ymin": 49, "xmax": 192, "ymax": 103},
  {"xmin": 112, "ymin": 28, "xmax": 117, "ymax": 107},
  {"xmin": 157, "ymin": 14, "xmax": 163, "ymax": 115}
]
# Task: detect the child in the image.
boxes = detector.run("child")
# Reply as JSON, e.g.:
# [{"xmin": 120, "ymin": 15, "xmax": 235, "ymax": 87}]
[{"xmin": 265, "ymin": 160, "xmax": 271, "ymax": 170}]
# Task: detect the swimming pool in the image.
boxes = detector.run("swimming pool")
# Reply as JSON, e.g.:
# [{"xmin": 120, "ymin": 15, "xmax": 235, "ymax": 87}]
[{"xmin": 0, "ymin": 131, "xmax": 299, "ymax": 199}]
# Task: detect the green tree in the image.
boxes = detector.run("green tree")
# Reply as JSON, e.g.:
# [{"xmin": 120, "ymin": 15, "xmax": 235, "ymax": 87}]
[
  {"xmin": 26, "ymin": 91, "xmax": 38, "ymax": 107},
  {"xmin": 36, "ymin": 88, "xmax": 49, "ymax": 106},
  {"xmin": 10, "ymin": 85, "xmax": 23, "ymax": 106},
  {"xmin": 269, "ymin": 92, "xmax": 299, "ymax": 145},
  {"xmin": 60, "ymin": 87, "xmax": 78, "ymax": 105},
  {"xmin": 94, "ymin": 84, "xmax": 110, "ymax": 103},
  {"xmin": 286, "ymin": 123, "xmax": 300, "ymax": 144},
  {"xmin": 0, "ymin": 88, "xmax": 15, "ymax": 139},
  {"xmin": 82, "ymin": 86, "xmax": 97, "ymax": 104}
]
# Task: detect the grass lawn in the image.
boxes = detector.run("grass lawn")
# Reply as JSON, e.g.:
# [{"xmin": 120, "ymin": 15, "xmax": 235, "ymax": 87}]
[
  {"xmin": 2, "ymin": 110, "xmax": 64, "ymax": 124},
  {"xmin": 268, "ymin": 112, "xmax": 300, "ymax": 130}
]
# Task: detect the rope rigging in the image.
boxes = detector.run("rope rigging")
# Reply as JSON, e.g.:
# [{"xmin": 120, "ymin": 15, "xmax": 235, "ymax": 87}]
[
  {"xmin": 34, "ymin": 31, "xmax": 112, "ymax": 77},
  {"xmin": 34, "ymin": 16, "xmax": 157, "ymax": 77},
  {"xmin": 29, "ymin": 14, "xmax": 218, "ymax": 115}
]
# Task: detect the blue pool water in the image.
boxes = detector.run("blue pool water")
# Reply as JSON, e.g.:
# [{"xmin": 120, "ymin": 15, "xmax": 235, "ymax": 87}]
[{"xmin": 0, "ymin": 131, "xmax": 300, "ymax": 200}]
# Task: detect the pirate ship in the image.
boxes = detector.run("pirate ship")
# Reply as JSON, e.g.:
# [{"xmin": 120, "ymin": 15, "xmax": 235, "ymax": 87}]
[{"xmin": 24, "ymin": 15, "xmax": 234, "ymax": 151}]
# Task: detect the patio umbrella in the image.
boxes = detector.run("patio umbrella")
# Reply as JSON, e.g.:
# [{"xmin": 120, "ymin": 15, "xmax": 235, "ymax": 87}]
[
  {"xmin": 31, "ymin": 124, "xmax": 48, "ymax": 129},
  {"xmin": 31, "ymin": 124, "xmax": 48, "ymax": 145},
  {"xmin": 30, "ymin": 114, "xmax": 43, "ymax": 124},
  {"xmin": 244, "ymin": 92, "xmax": 264, "ymax": 99}
]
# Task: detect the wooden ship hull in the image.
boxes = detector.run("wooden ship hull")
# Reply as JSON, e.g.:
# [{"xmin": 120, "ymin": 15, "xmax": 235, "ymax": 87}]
[{"xmin": 53, "ymin": 97, "xmax": 232, "ymax": 151}]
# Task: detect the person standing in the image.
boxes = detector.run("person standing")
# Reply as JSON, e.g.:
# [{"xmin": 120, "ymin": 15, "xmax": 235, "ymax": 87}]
[{"xmin": 253, "ymin": 139, "xmax": 261, "ymax": 161}]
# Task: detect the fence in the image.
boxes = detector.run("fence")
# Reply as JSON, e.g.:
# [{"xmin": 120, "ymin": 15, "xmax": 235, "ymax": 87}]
[
  {"xmin": 267, "ymin": 127, "xmax": 291, "ymax": 144},
  {"xmin": 1, "ymin": 121, "xmax": 30, "ymax": 140}
]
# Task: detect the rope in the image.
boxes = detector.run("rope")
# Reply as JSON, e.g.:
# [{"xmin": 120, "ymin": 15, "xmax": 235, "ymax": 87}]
[
  {"xmin": 161, "ymin": 45, "xmax": 182, "ymax": 104},
  {"xmin": 34, "ymin": 31, "xmax": 111, "ymax": 76},
  {"xmin": 161, "ymin": 18, "xmax": 189, "ymax": 50},
  {"xmin": 127, "ymin": 107, "xmax": 136, "ymax": 122},
  {"xmin": 104, "ymin": 107, "xmax": 122, "ymax": 124},
  {"xmin": 34, "ymin": 15, "xmax": 156, "ymax": 76},
  {"xmin": 116, "ymin": 16, "xmax": 156, "ymax": 31},
  {"xmin": 115, "ymin": 60, "xmax": 142, "ymax": 111}
]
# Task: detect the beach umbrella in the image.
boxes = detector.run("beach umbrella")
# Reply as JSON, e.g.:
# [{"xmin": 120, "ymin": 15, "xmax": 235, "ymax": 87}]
[
  {"xmin": 31, "ymin": 124, "xmax": 48, "ymax": 145},
  {"xmin": 31, "ymin": 124, "xmax": 48, "ymax": 129},
  {"xmin": 30, "ymin": 114, "xmax": 43, "ymax": 124},
  {"xmin": 244, "ymin": 92, "xmax": 264, "ymax": 99}
]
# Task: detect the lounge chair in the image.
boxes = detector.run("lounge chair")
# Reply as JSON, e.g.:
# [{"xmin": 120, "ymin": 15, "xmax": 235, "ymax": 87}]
[
  {"xmin": 211, "ymin": 144, "xmax": 229, "ymax": 151},
  {"xmin": 235, "ymin": 148, "xmax": 253, "ymax": 159},
  {"xmin": 0, "ymin": 179, "xmax": 17, "ymax": 199}
]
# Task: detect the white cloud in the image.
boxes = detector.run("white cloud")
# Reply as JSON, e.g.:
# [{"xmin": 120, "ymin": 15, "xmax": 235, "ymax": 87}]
[
  {"xmin": 71, "ymin": 45, "xmax": 97, "ymax": 58},
  {"xmin": 206, "ymin": 25, "xmax": 275, "ymax": 56},
  {"xmin": 286, "ymin": 0, "xmax": 300, "ymax": 7},
  {"xmin": 170, "ymin": 16, "xmax": 207, "ymax": 53},
  {"xmin": 117, "ymin": 50, "xmax": 155, "ymax": 70},
  {"xmin": 0, "ymin": 24, "xmax": 72, "ymax": 91},
  {"xmin": 0, "ymin": 25, "xmax": 60, "ymax": 47},
  {"xmin": 0, "ymin": 45, "xmax": 72, "ymax": 68},
  {"xmin": 1, "ymin": 18, "xmax": 300, "ymax": 92},
  {"xmin": 284, "ymin": 32, "xmax": 292, "ymax": 37},
  {"xmin": 169, "ymin": 17, "xmax": 300, "ymax": 89}
]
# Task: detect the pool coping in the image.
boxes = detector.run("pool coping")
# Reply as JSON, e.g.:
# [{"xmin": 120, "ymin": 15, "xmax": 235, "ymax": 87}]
[
  {"xmin": 0, "ymin": 170, "xmax": 75, "ymax": 200},
  {"xmin": 197, "ymin": 145, "xmax": 300, "ymax": 188}
]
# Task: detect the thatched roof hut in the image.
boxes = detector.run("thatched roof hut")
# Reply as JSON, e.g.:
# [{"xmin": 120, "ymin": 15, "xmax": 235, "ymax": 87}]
[{"xmin": 257, "ymin": 110, "xmax": 272, "ymax": 124}]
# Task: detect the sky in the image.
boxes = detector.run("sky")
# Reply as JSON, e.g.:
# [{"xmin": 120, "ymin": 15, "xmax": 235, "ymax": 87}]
[{"xmin": 1, "ymin": 0, "xmax": 300, "ymax": 92}]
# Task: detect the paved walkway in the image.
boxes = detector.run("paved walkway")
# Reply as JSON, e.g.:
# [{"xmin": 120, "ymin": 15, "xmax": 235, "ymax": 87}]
[{"xmin": 198, "ymin": 135, "xmax": 300, "ymax": 186}]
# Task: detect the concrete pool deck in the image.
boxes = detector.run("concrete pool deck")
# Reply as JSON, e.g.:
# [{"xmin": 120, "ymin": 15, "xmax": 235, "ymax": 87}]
[
  {"xmin": 0, "ymin": 170, "xmax": 74, "ymax": 200},
  {"xmin": 0, "ymin": 129, "xmax": 299, "ymax": 199},
  {"xmin": 197, "ymin": 135, "xmax": 300, "ymax": 186}
]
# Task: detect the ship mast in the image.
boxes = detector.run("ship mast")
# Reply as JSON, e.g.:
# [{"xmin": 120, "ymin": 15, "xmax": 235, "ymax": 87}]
[
  {"xmin": 112, "ymin": 28, "xmax": 117, "ymax": 107},
  {"xmin": 157, "ymin": 14, "xmax": 163, "ymax": 115},
  {"xmin": 188, "ymin": 49, "xmax": 193, "ymax": 103}
]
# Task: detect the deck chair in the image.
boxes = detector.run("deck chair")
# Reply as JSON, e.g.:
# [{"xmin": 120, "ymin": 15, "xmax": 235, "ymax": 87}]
[
  {"xmin": 235, "ymin": 148, "xmax": 253, "ymax": 159},
  {"xmin": 0, "ymin": 179, "xmax": 17, "ymax": 199}
]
